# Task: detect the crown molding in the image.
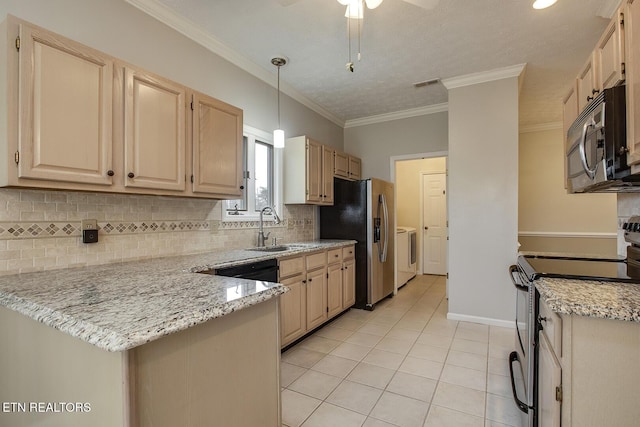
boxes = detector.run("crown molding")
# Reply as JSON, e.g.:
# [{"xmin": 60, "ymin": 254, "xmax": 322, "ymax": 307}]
[
  {"xmin": 344, "ymin": 103, "xmax": 448, "ymax": 128},
  {"xmin": 519, "ymin": 121, "xmax": 563, "ymax": 133},
  {"xmin": 597, "ymin": 0, "xmax": 622, "ymax": 19},
  {"xmin": 124, "ymin": 0, "xmax": 345, "ymax": 127},
  {"xmin": 441, "ymin": 64, "xmax": 527, "ymax": 90}
]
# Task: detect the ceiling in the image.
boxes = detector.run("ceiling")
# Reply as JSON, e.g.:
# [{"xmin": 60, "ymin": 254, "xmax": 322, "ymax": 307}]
[{"xmin": 127, "ymin": 0, "xmax": 619, "ymax": 128}]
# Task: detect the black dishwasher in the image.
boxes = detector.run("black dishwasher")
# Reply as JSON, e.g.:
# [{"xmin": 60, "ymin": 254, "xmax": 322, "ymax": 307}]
[{"xmin": 208, "ymin": 259, "xmax": 278, "ymax": 282}]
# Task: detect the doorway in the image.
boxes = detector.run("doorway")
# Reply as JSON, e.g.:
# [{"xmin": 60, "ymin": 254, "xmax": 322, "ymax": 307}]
[{"xmin": 392, "ymin": 153, "xmax": 448, "ymax": 278}]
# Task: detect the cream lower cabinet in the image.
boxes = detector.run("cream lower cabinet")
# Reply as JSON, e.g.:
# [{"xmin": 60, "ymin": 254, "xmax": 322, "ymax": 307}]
[
  {"xmin": 327, "ymin": 249, "xmax": 344, "ymax": 319},
  {"xmin": 342, "ymin": 246, "xmax": 356, "ymax": 309},
  {"xmin": 538, "ymin": 298, "xmax": 640, "ymax": 427},
  {"xmin": 305, "ymin": 251, "xmax": 328, "ymax": 330},
  {"xmin": 279, "ymin": 247, "xmax": 355, "ymax": 348}
]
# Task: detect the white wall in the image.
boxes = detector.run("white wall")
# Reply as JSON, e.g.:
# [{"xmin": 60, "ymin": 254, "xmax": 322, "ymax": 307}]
[
  {"xmin": 447, "ymin": 76, "xmax": 520, "ymax": 326},
  {"xmin": 0, "ymin": 0, "xmax": 343, "ymax": 149},
  {"xmin": 344, "ymin": 112, "xmax": 448, "ymax": 181}
]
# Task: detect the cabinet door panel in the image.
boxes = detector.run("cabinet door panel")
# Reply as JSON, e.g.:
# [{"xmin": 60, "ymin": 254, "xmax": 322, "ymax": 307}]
[
  {"xmin": 538, "ymin": 333, "xmax": 561, "ymax": 427},
  {"xmin": 124, "ymin": 67, "xmax": 185, "ymax": 191},
  {"xmin": 597, "ymin": 13, "xmax": 625, "ymax": 90},
  {"xmin": 577, "ymin": 55, "xmax": 597, "ymax": 112},
  {"xmin": 306, "ymin": 268, "xmax": 327, "ymax": 330},
  {"xmin": 192, "ymin": 93, "xmax": 242, "ymax": 196},
  {"xmin": 306, "ymin": 139, "xmax": 322, "ymax": 203},
  {"xmin": 334, "ymin": 151, "xmax": 349, "ymax": 178},
  {"xmin": 327, "ymin": 263, "xmax": 343, "ymax": 319},
  {"xmin": 342, "ymin": 259, "xmax": 356, "ymax": 309},
  {"xmin": 322, "ymin": 146, "xmax": 334, "ymax": 204},
  {"xmin": 18, "ymin": 24, "xmax": 113, "ymax": 185},
  {"xmin": 348, "ymin": 156, "xmax": 362, "ymax": 180},
  {"xmin": 280, "ymin": 275, "xmax": 306, "ymax": 346},
  {"xmin": 626, "ymin": 0, "xmax": 640, "ymax": 165}
]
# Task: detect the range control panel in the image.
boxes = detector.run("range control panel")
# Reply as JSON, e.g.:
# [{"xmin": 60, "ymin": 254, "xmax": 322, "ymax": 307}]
[{"xmin": 623, "ymin": 215, "xmax": 640, "ymax": 246}]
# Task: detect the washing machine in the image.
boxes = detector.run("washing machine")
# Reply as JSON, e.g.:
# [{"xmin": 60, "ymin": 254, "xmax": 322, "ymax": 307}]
[{"xmin": 396, "ymin": 226, "xmax": 417, "ymax": 287}]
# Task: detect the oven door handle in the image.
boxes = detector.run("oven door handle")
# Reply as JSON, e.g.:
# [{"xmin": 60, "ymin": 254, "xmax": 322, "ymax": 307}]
[
  {"xmin": 509, "ymin": 351, "xmax": 530, "ymax": 414},
  {"xmin": 509, "ymin": 265, "xmax": 529, "ymax": 291}
]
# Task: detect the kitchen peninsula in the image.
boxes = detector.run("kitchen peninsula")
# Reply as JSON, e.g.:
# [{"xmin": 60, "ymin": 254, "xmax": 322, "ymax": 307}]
[{"xmin": 0, "ymin": 241, "xmax": 353, "ymax": 427}]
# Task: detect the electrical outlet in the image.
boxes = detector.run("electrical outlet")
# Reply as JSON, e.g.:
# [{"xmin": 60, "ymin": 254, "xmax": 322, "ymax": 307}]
[
  {"xmin": 81, "ymin": 219, "xmax": 97, "ymax": 231},
  {"xmin": 81, "ymin": 219, "xmax": 98, "ymax": 244}
]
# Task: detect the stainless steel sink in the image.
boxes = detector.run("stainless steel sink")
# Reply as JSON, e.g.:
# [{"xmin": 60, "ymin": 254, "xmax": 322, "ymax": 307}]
[{"xmin": 246, "ymin": 245, "xmax": 290, "ymax": 252}]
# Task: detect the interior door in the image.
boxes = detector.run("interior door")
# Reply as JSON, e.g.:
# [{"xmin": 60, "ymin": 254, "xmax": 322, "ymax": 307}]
[{"xmin": 423, "ymin": 173, "xmax": 447, "ymax": 275}]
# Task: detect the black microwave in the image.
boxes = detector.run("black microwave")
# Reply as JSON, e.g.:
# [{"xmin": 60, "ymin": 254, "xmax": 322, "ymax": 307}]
[{"xmin": 566, "ymin": 85, "xmax": 640, "ymax": 192}]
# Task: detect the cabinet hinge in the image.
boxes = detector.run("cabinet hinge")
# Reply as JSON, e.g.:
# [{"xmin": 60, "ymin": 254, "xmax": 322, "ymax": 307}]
[
  {"xmin": 622, "ymin": 62, "xmax": 626, "ymax": 76},
  {"xmin": 555, "ymin": 386, "xmax": 563, "ymax": 402},
  {"xmin": 15, "ymin": 36, "xmax": 20, "ymax": 51},
  {"xmin": 620, "ymin": 12, "xmax": 624, "ymax": 26},
  {"xmin": 190, "ymin": 175, "xmax": 194, "ymax": 183},
  {"xmin": 14, "ymin": 151, "xmax": 19, "ymax": 164},
  {"xmin": 190, "ymin": 101, "xmax": 194, "ymax": 111}
]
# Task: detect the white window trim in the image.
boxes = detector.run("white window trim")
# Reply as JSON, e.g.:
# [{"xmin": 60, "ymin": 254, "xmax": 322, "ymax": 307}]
[{"xmin": 222, "ymin": 125, "xmax": 283, "ymax": 223}]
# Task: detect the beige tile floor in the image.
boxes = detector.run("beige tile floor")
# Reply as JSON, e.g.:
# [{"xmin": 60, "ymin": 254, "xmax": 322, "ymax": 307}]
[{"xmin": 280, "ymin": 274, "xmax": 525, "ymax": 427}]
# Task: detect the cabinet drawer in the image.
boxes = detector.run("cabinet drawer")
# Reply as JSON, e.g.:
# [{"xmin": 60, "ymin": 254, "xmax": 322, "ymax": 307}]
[
  {"xmin": 539, "ymin": 298, "xmax": 562, "ymax": 357},
  {"xmin": 327, "ymin": 248, "xmax": 342, "ymax": 264},
  {"xmin": 342, "ymin": 245, "xmax": 355, "ymax": 260},
  {"xmin": 279, "ymin": 256, "xmax": 304, "ymax": 279},
  {"xmin": 306, "ymin": 251, "xmax": 327, "ymax": 271}
]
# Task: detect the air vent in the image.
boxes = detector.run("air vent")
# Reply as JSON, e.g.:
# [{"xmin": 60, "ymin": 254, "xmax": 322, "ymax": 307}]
[{"xmin": 413, "ymin": 78, "xmax": 440, "ymax": 88}]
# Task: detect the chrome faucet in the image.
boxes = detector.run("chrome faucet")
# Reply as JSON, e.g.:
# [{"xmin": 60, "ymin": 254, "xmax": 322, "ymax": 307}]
[{"xmin": 257, "ymin": 206, "xmax": 281, "ymax": 247}]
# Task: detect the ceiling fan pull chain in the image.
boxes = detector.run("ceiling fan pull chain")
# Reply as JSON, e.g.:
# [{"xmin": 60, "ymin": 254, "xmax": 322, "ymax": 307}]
[{"xmin": 358, "ymin": 2, "xmax": 361, "ymax": 61}]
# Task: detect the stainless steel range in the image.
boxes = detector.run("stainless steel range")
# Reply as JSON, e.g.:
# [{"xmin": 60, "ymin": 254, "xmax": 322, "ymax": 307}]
[{"xmin": 508, "ymin": 219, "xmax": 640, "ymax": 427}]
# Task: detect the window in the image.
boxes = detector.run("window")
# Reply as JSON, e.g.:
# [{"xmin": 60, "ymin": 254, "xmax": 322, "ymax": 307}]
[{"xmin": 223, "ymin": 126, "xmax": 282, "ymax": 221}]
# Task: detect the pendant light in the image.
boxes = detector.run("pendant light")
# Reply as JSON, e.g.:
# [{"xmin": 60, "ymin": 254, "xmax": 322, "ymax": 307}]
[
  {"xmin": 271, "ymin": 56, "xmax": 287, "ymax": 148},
  {"xmin": 532, "ymin": 0, "xmax": 557, "ymax": 9}
]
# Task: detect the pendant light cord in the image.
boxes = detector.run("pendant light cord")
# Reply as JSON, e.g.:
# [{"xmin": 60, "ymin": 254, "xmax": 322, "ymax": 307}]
[{"xmin": 277, "ymin": 64, "xmax": 281, "ymax": 129}]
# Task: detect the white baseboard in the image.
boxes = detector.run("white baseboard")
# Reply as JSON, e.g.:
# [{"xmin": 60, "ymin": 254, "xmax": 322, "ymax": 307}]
[{"xmin": 447, "ymin": 313, "xmax": 515, "ymax": 329}]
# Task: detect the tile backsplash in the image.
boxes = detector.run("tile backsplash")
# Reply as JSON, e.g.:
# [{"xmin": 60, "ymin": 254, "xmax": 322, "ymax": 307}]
[{"xmin": 0, "ymin": 189, "xmax": 315, "ymax": 275}]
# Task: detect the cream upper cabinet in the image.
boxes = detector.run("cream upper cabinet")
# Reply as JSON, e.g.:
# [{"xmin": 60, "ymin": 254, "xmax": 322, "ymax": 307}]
[
  {"xmin": 122, "ymin": 66, "xmax": 186, "ymax": 191},
  {"xmin": 321, "ymin": 145, "xmax": 334, "ymax": 204},
  {"xmin": 191, "ymin": 92, "xmax": 243, "ymax": 197},
  {"xmin": 306, "ymin": 137, "xmax": 323, "ymax": 203},
  {"xmin": 577, "ymin": 54, "xmax": 598, "ymax": 112},
  {"xmin": 348, "ymin": 155, "xmax": 362, "ymax": 180},
  {"xmin": 626, "ymin": 0, "xmax": 640, "ymax": 165},
  {"xmin": 284, "ymin": 135, "xmax": 334, "ymax": 205},
  {"xmin": 16, "ymin": 21, "xmax": 114, "ymax": 186},
  {"xmin": 334, "ymin": 150, "xmax": 349, "ymax": 178},
  {"xmin": 596, "ymin": 10, "xmax": 625, "ymax": 90},
  {"xmin": 3, "ymin": 16, "xmax": 245, "ymax": 199}
]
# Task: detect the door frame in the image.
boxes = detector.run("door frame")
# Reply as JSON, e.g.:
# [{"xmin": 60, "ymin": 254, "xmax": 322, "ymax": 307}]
[{"xmin": 390, "ymin": 151, "xmax": 448, "ymax": 294}]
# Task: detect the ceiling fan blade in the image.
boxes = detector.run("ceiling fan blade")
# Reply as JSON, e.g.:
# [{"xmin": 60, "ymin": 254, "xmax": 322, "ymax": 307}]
[
  {"xmin": 276, "ymin": 0, "xmax": 302, "ymax": 6},
  {"xmin": 402, "ymin": 0, "xmax": 440, "ymax": 10}
]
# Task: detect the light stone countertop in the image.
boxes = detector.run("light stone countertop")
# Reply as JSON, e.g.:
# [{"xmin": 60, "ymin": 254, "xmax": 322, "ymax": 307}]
[
  {"xmin": 536, "ymin": 277, "xmax": 640, "ymax": 323},
  {"xmin": 0, "ymin": 240, "xmax": 356, "ymax": 352}
]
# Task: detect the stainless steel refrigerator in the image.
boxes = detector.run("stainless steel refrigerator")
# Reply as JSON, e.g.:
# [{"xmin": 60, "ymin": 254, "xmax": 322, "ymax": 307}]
[{"xmin": 319, "ymin": 178, "xmax": 395, "ymax": 310}]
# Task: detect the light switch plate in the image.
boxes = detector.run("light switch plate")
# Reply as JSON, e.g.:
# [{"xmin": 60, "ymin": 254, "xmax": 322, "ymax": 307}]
[{"xmin": 81, "ymin": 219, "xmax": 97, "ymax": 231}]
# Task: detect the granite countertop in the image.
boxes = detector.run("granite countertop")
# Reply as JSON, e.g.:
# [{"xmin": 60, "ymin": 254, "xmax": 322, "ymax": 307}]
[
  {"xmin": 0, "ymin": 240, "xmax": 356, "ymax": 352},
  {"xmin": 536, "ymin": 277, "xmax": 640, "ymax": 323}
]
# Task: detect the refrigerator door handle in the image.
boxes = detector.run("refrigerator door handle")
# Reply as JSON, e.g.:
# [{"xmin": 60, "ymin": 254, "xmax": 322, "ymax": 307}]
[{"xmin": 380, "ymin": 194, "xmax": 389, "ymax": 262}]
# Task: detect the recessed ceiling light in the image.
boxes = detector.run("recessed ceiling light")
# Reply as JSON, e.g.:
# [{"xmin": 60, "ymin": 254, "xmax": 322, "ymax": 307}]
[{"xmin": 533, "ymin": 0, "xmax": 558, "ymax": 9}]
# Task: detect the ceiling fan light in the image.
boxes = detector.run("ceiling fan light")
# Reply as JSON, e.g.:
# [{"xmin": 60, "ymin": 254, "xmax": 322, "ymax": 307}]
[
  {"xmin": 364, "ymin": 0, "xmax": 383, "ymax": 9},
  {"xmin": 532, "ymin": 0, "xmax": 557, "ymax": 9}
]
